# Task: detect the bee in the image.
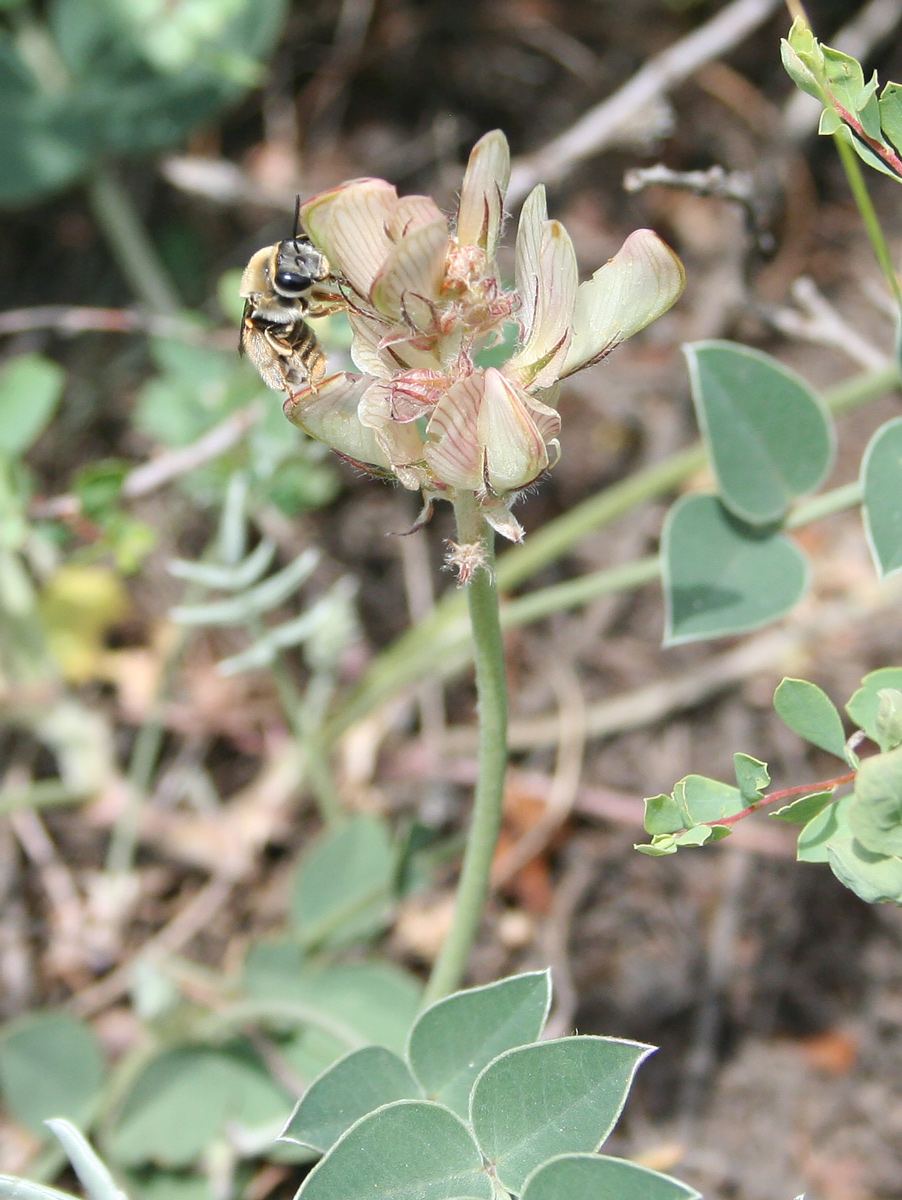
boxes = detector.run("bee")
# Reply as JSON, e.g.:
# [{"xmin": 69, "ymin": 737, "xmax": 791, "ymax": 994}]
[{"xmin": 239, "ymin": 198, "xmax": 343, "ymax": 394}]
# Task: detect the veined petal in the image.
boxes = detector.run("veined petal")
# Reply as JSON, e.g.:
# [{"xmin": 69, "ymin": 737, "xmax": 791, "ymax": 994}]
[
  {"xmin": 456, "ymin": 129, "xmax": 510, "ymax": 260},
  {"xmin": 513, "ymin": 185, "xmax": 547, "ymax": 346},
  {"xmin": 358, "ymin": 381, "xmax": 430, "ymax": 481},
  {"xmin": 561, "ymin": 229, "xmax": 685, "ymax": 377},
  {"xmin": 370, "ymin": 218, "xmax": 451, "ymax": 324},
  {"xmin": 390, "ymin": 195, "xmax": 446, "ymax": 239},
  {"xmin": 478, "ymin": 368, "xmax": 552, "ymax": 493},
  {"xmin": 283, "ymin": 372, "xmax": 392, "ymax": 471},
  {"xmin": 506, "ymin": 219, "xmax": 577, "ymax": 390},
  {"xmin": 301, "ymin": 178, "xmax": 397, "ymax": 298},
  {"xmin": 348, "ymin": 311, "xmax": 445, "ymax": 376},
  {"xmin": 424, "ymin": 373, "xmax": 485, "ymax": 490}
]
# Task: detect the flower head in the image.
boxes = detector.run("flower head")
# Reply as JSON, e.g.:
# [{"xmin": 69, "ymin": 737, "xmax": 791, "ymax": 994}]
[{"xmin": 283, "ymin": 130, "xmax": 684, "ymax": 542}]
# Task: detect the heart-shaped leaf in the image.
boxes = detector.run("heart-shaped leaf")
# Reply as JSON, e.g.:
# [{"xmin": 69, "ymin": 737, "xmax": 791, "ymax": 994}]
[
  {"xmin": 296, "ymin": 1100, "xmax": 492, "ymax": 1200},
  {"xmin": 281, "ymin": 1047, "xmax": 420, "ymax": 1153},
  {"xmin": 662, "ymin": 495, "xmax": 809, "ymax": 645},
  {"xmin": 684, "ymin": 341, "xmax": 833, "ymax": 525},
  {"xmin": 862, "ymin": 417, "xmax": 902, "ymax": 578},
  {"xmin": 520, "ymin": 1153, "xmax": 701, "ymax": 1200},
  {"xmin": 470, "ymin": 1037, "xmax": 652, "ymax": 1194},
  {"xmin": 407, "ymin": 971, "xmax": 551, "ymax": 1118}
]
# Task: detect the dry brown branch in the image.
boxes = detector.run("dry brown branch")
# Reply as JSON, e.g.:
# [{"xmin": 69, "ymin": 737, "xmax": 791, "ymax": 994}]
[
  {"xmin": 70, "ymin": 876, "xmax": 234, "ymax": 1017},
  {"xmin": 31, "ymin": 403, "xmax": 264, "ymax": 519},
  {"xmin": 507, "ymin": 0, "xmax": 784, "ymax": 204}
]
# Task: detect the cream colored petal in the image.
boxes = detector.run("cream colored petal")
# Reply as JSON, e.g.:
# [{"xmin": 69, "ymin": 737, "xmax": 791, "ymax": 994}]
[
  {"xmin": 357, "ymin": 381, "xmax": 430, "ymax": 481},
  {"xmin": 389, "ymin": 195, "xmax": 447, "ymax": 239},
  {"xmin": 348, "ymin": 311, "xmax": 394, "ymax": 379},
  {"xmin": 477, "ymin": 368, "xmax": 551, "ymax": 493},
  {"xmin": 521, "ymin": 389, "xmax": 562, "ymax": 444},
  {"xmin": 370, "ymin": 218, "xmax": 451, "ymax": 325},
  {"xmin": 506, "ymin": 219, "xmax": 577, "ymax": 390},
  {"xmin": 301, "ymin": 179, "xmax": 398, "ymax": 298},
  {"xmin": 348, "ymin": 311, "xmax": 445, "ymax": 376},
  {"xmin": 283, "ymin": 372, "xmax": 392, "ymax": 471},
  {"xmin": 424, "ymin": 373, "xmax": 485, "ymax": 491},
  {"xmin": 561, "ymin": 229, "xmax": 686, "ymax": 377},
  {"xmin": 456, "ymin": 130, "xmax": 510, "ymax": 260},
  {"xmin": 513, "ymin": 185, "xmax": 547, "ymax": 346},
  {"xmin": 481, "ymin": 497, "xmax": 525, "ymax": 543}
]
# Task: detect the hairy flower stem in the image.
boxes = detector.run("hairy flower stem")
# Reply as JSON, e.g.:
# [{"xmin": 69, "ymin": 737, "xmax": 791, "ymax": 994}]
[{"xmin": 422, "ymin": 496, "xmax": 509, "ymax": 1007}]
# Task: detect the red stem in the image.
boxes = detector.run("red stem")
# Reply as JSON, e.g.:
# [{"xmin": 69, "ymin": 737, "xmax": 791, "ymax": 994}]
[
  {"xmin": 829, "ymin": 94, "xmax": 902, "ymax": 177},
  {"xmin": 704, "ymin": 769, "xmax": 857, "ymax": 829}
]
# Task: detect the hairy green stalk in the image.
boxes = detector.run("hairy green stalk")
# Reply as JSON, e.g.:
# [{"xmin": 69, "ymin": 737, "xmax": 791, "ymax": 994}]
[
  {"xmin": 328, "ymin": 362, "xmax": 899, "ymax": 742},
  {"xmin": 422, "ymin": 496, "xmax": 508, "ymax": 1006}
]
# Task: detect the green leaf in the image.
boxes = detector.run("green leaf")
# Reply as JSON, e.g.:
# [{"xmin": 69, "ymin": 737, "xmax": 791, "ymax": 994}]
[
  {"xmin": 296, "ymin": 1100, "xmax": 492, "ymax": 1200},
  {"xmin": 46, "ymin": 1120, "xmax": 126, "ymax": 1200},
  {"xmin": 683, "ymin": 342, "xmax": 833, "ymax": 525},
  {"xmin": 281, "ymin": 1047, "xmax": 420, "ymax": 1153},
  {"xmin": 769, "ymin": 790, "xmax": 834, "ymax": 824},
  {"xmin": 290, "ymin": 815, "xmax": 396, "ymax": 949},
  {"xmin": 662, "ymin": 495, "xmax": 809, "ymax": 645},
  {"xmin": 774, "ymin": 678, "xmax": 849, "ymax": 760},
  {"xmin": 643, "ymin": 793, "xmax": 684, "ymax": 835},
  {"xmin": 244, "ymin": 944, "xmax": 421, "ymax": 1057},
  {"xmin": 676, "ymin": 775, "xmax": 744, "ymax": 823},
  {"xmin": 673, "ymin": 824, "xmax": 730, "ymax": 847},
  {"xmin": 634, "ymin": 835, "xmax": 678, "ymax": 856},
  {"xmin": 0, "ymin": 355, "xmax": 65, "ymax": 457},
  {"xmin": 848, "ymin": 745, "xmax": 902, "ymax": 856},
  {"xmin": 469, "ymin": 1036, "xmax": 652, "ymax": 1194},
  {"xmin": 520, "ymin": 1153, "xmax": 701, "ymax": 1200},
  {"xmin": 733, "ymin": 753, "xmax": 769, "ymax": 801},
  {"xmin": 826, "ymin": 835, "xmax": 902, "ymax": 904},
  {"xmin": 879, "ymin": 82, "xmax": 902, "ymax": 153},
  {"xmin": 0, "ymin": 1179, "xmax": 81, "ymax": 1200},
  {"xmin": 0, "ymin": 1012, "xmax": 104, "ymax": 1136},
  {"xmin": 107, "ymin": 1044, "xmax": 290, "ymax": 1167},
  {"xmin": 797, "ymin": 794, "xmax": 848, "ymax": 862},
  {"xmin": 847, "ymin": 668, "xmax": 902, "ymax": 750},
  {"xmin": 407, "ymin": 971, "xmax": 551, "ymax": 1119},
  {"xmin": 862, "ymin": 417, "xmax": 902, "ymax": 577}
]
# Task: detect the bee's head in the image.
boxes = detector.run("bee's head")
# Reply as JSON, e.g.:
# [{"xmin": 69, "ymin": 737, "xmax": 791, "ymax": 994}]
[{"xmin": 272, "ymin": 237, "xmax": 330, "ymax": 298}]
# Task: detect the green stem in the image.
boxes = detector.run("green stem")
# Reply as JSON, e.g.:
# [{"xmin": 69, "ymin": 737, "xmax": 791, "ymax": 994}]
[
  {"xmin": 256, "ymin": 622, "xmax": 343, "ymax": 828},
  {"xmin": 833, "ymin": 134, "xmax": 902, "ymax": 311},
  {"xmin": 86, "ymin": 167, "xmax": 181, "ymax": 316},
  {"xmin": 422, "ymin": 496, "xmax": 508, "ymax": 1006},
  {"xmin": 329, "ymin": 363, "xmax": 899, "ymax": 743}
]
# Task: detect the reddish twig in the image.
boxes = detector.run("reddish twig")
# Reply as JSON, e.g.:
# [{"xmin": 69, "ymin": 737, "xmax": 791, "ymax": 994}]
[
  {"xmin": 706, "ymin": 769, "xmax": 858, "ymax": 829},
  {"xmin": 830, "ymin": 95, "xmax": 902, "ymax": 178}
]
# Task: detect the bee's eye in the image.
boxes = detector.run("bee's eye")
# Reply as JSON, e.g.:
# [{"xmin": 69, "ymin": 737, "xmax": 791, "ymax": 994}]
[{"xmin": 275, "ymin": 270, "xmax": 312, "ymax": 295}]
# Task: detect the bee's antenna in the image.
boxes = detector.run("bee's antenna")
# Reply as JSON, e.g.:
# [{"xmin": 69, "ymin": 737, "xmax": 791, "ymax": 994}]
[{"xmin": 293, "ymin": 194, "xmax": 302, "ymax": 245}]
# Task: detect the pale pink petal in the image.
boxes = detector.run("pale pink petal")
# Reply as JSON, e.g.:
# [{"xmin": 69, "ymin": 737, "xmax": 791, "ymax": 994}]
[
  {"xmin": 456, "ymin": 129, "xmax": 510, "ymax": 260},
  {"xmin": 389, "ymin": 195, "xmax": 447, "ymax": 239},
  {"xmin": 513, "ymin": 185, "xmax": 547, "ymax": 346},
  {"xmin": 424, "ymin": 373, "xmax": 485, "ymax": 491},
  {"xmin": 477, "ymin": 368, "xmax": 551, "ymax": 493},
  {"xmin": 505, "ymin": 219, "xmax": 577, "ymax": 389},
  {"xmin": 283, "ymin": 372, "xmax": 391, "ymax": 470},
  {"xmin": 358, "ymin": 381, "xmax": 430, "ymax": 486},
  {"xmin": 348, "ymin": 311, "xmax": 446, "ymax": 376},
  {"xmin": 301, "ymin": 179, "xmax": 397, "ymax": 298},
  {"xmin": 370, "ymin": 219, "xmax": 451, "ymax": 325},
  {"xmin": 561, "ymin": 229, "xmax": 685, "ymax": 377}
]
